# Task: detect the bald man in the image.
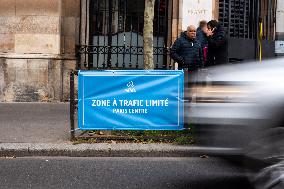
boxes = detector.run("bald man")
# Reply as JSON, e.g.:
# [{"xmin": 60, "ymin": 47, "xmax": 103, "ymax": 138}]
[{"xmin": 170, "ymin": 25, "xmax": 203, "ymax": 71}]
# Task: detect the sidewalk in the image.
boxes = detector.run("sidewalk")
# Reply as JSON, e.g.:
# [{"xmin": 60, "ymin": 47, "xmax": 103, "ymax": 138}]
[
  {"xmin": 0, "ymin": 103, "xmax": 241, "ymax": 157},
  {"xmin": 0, "ymin": 102, "xmax": 69, "ymax": 143}
]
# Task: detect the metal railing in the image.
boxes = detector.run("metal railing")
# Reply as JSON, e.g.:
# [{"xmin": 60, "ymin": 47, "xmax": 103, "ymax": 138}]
[{"xmin": 77, "ymin": 45, "xmax": 170, "ymax": 69}]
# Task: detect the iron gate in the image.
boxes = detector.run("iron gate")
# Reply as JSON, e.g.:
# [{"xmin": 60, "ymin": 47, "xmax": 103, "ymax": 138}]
[
  {"xmin": 78, "ymin": 0, "xmax": 170, "ymax": 69},
  {"xmin": 219, "ymin": 0, "xmax": 276, "ymax": 61}
]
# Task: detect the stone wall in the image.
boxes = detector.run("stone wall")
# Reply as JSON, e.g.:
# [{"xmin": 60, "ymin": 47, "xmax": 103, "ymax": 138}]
[
  {"xmin": 61, "ymin": 0, "xmax": 80, "ymax": 54},
  {"xmin": 0, "ymin": 0, "xmax": 79, "ymax": 102},
  {"xmin": 0, "ymin": 58, "xmax": 76, "ymax": 102},
  {"xmin": 0, "ymin": 0, "xmax": 61, "ymax": 54}
]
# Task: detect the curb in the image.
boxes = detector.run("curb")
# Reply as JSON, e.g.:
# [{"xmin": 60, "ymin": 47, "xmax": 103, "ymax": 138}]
[{"xmin": 0, "ymin": 143, "xmax": 243, "ymax": 157}]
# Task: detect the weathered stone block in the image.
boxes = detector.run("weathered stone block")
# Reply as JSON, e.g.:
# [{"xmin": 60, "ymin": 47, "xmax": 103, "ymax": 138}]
[
  {"xmin": 0, "ymin": 0, "xmax": 16, "ymax": 16},
  {"xmin": 37, "ymin": 68, "xmax": 49, "ymax": 85},
  {"xmin": 27, "ymin": 59, "xmax": 49, "ymax": 85},
  {"xmin": 64, "ymin": 0, "xmax": 80, "ymax": 17},
  {"xmin": 15, "ymin": 34, "xmax": 60, "ymax": 54},
  {"xmin": 0, "ymin": 16, "xmax": 60, "ymax": 34},
  {"xmin": 75, "ymin": 17, "xmax": 80, "ymax": 44},
  {"xmin": 48, "ymin": 60, "xmax": 62, "ymax": 100},
  {"xmin": 0, "ymin": 58, "xmax": 64, "ymax": 102},
  {"xmin": 171, "ymin": 19, "xmax": 179, "ymax": 39},
  {"xmin": 6, "ymin": 59, "xmax": 28, "ymax": 69},
  {"xmin": 62, "ymin": 71, "xmax": 71, "ymax": 101},
  {"xmin": 62, "ymin": 60, "xmax": 76, "ymax": 101},
  {"xmin": 62, "ymin": 17, "xmax": 76, "ymax": 36},
  {"xmin": 16, "ymin": 0, "xmax": 60, "ymax": 16},
  {"xmin": 27, "ymin": 69, "xmax": 40, "ymax": 85},
  {"xmin": 179, "ymin": 0, "xmax": 183, "ymax": 19},
  {"xmin": 178, "ymin": 18, "xmax": 183, "ymax": 32},
  {"xmin": 64, "ymin": 60, "xmax": 76, "ymax": 70},
  {"xmin": 27, "ymin": 59, "xmax": 49, "ymax": 69},
  {"xmin": 16, "ymin": 69, "xmax": 29, "ymax": 83},
  {"xmin": 0, "ymin": 34, "xmax": 15, "ymax": 53},
  {"xmin": 60, "ymin": 37, "xmax": 65, "ymax": 53},
  {"xmin": 172, "ymin": 0, "xmax": 179, "ymax": 19},
  {"xmin": 64, "ymin": 36, "xmax": 76, "ymax": 54},
  {"xmin": 16, "ymin": 16, "xmax": 60, "ymax": 34},
  {"xmin": 2, "ymin": 82, "xmax": 51, "ymax": 102},
  {"xmin": 0, "ymin": 16, "xmax": 18, "ymax": 33},
  {"xmin": 212, "ymin": 0, "xmax": 219, "ymax": 20},
  {"xmin": 16, "ymin": 16, "xmax": 59, "ymax": 34},
  {"xmin": 0, "ymin": 60, "xmax": 7, "ymax": 97},
  {"xmin": 6, "ymin": 68, "xmax": 16, "ymax": 83}
]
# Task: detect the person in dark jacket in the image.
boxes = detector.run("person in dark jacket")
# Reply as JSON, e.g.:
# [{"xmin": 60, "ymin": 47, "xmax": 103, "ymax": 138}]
[
  {"xmin": 196, "ymin": 20, "xmax": 209, "ymax": 64},
  {"xmin": 170, "ymin": 25, "xmax": 203, "ymax": 71},
  {"xmin": 196, "ymin": 20, "xmax": 208, "ymax": 49},
  {"xmin": 206, "ymin": 20, "xmax": 228, "ymax": 66}
]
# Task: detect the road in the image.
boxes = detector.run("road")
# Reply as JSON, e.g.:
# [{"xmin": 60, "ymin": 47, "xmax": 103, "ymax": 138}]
[{"xmin": 0, "ymin": 157, "xmax": 254, "ymax": 189}]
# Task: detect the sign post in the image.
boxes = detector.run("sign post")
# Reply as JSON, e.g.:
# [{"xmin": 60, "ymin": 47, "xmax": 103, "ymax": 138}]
[{"xmin": 78, "ymin": 70, "xmax": 184, "ymax": 130}]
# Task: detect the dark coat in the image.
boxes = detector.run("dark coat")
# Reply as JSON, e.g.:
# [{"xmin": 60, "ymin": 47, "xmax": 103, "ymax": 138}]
[
  {"xmin": 170, "ymin": 32, "xmax": 203, "ymax": 71},
  {"xmin": 207, "ymin": 25, "xmax": 228, "ymax": 66},
  {"xmin": 196, "ymin": 27, "xmax": 208, "ymax": 48}
]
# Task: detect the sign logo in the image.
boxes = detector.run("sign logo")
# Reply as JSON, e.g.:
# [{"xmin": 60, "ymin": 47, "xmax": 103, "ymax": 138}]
[{"xmin": 125, "ymin": 81, "xmax": 136, "ymax": 93}]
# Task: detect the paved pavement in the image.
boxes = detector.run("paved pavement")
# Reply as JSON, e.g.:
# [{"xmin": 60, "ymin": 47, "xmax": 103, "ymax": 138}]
[
  {"xmin": 0, "ymin": 102, "xmax": 241, "ymax": 157},
  {"xmin": 0, "ymin": 103, "xmax": 69, "ymax": 143}
]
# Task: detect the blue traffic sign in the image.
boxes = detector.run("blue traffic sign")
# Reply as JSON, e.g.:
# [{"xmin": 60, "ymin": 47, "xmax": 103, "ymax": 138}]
[{"xmin": 78, "ymin": 70, "xmax": 184, "ymax": 130}]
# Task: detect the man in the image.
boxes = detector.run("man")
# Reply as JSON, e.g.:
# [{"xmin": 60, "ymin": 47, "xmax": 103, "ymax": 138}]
[
  {"xmin": 170, "ymin": 25, "xmax": 203, "ymax": 71},
  {"xmin": 206, "ymin": 20, "xmax": 228, "ymax": 66}
]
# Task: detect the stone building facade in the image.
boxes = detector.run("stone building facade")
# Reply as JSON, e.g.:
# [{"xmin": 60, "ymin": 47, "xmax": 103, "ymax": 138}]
[{"xmin": 0, "ymin": 0, "xmax": 80, "ymax": 102}]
